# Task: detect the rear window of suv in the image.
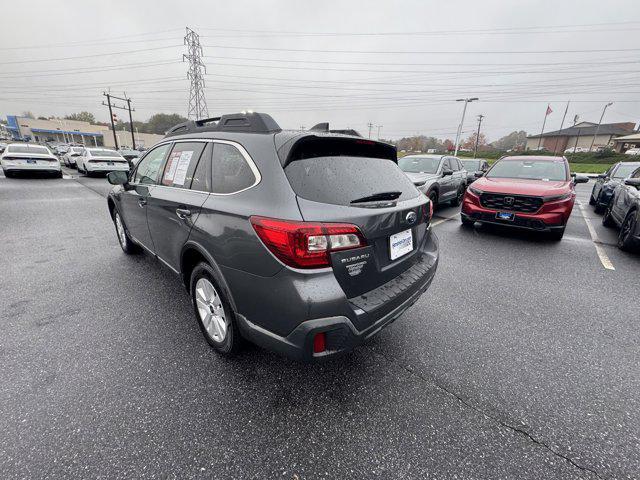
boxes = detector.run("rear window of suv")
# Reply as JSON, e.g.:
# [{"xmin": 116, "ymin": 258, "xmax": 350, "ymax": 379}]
[{"xmin": 285, "ymin": 156, "xmax": 419, "ymax": 206}]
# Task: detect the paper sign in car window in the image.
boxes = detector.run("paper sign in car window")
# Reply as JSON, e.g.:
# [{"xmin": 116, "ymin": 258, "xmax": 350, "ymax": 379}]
[
  {"xmin": 163, "ymin": 151, "xmax": 181, "ymax": 185},
  {"xmin": 173, "ymin": 150, "xmax": 194, "ymax": 186}
]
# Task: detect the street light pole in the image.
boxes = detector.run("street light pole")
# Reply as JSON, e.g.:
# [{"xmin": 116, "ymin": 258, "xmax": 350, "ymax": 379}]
[
  {"xmin": 590, "ymin": 102, "xmax": 613, "ymax": 152},
  {"xmin": 454, "ymin": 97, "xmax": 478, "ymax": 156}
]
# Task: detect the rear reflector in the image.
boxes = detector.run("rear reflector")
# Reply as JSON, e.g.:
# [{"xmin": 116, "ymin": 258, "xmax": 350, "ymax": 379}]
[
  {"xmin": 313, "ymin": 332, "xmax": 326, "ymax": 353},
  {"xmin": 250, "ymin": 216, "xmax": 366, "ymax": 269}
]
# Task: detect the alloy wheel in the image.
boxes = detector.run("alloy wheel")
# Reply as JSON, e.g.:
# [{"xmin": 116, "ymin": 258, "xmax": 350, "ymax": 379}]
[{"xmin": 194, "ymin": 278, "xmax": 228, "ymax": 342}]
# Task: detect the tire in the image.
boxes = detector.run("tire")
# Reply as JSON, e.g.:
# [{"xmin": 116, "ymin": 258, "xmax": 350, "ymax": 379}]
[
  {"xmin": 588, "ymin": 191, "xmax": 596, "ymax": 205},
  {"xmin": 602, "ymin": 199, "xmax": 617, "ymax": 228},
  {"xmin": 428, "ymin": 190, "xmax": 438, "ymax": 208},
  {"xmin": 460, "ymin": 214, "xmax": 474, "ymax": 227},
  {"xmin": 190, "ymin": 262, "xmax": 242, "ymax": 355},
  {"xmin": 113, "ymin": 211, "xmax": 141, "ymax": 254},
  {"xmin": 549, "ymin": 227, "xmax": 565, "ymax": 241},
  {"xmin": 617, "ymin": 210, "xmax": 639, "ymax": 252},
  {"xmin": 593, "ymin": 191, "xmax": 606, "ymax": 214},
  {"xmin": 4, "ymin": 170, "xmax": 13, "ymax": 178},
  {"xmin": 54, "ymin": 171, "xmax": 63, "ymax": 178},
  {"xmin": 450, "ymin": 186, "xmax": 464, "ymax": 207}
]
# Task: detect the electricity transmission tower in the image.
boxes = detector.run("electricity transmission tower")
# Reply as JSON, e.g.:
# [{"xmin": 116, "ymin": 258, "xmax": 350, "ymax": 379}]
[{"xmin": 183, "ymin": 27, "xmax": 208, "ymax": 120}]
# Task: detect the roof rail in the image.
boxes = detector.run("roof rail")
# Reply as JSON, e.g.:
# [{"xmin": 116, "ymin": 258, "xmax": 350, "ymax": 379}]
[
  {"xmin": 165, "ymin": 112, "xmax": 281, "ymax": 137},
  {"xmin": 309, "ymin": 122, "xmax": 362, "ymax": 137}
]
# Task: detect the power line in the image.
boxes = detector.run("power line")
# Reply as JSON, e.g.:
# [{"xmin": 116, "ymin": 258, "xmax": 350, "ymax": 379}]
[
  {"xmin": 202, "ymin": 44, "xmax": 640, "ymax": 55},
  {"xmin": 1, "ymin": 44, "xmax": 182, "ymax": 65}
]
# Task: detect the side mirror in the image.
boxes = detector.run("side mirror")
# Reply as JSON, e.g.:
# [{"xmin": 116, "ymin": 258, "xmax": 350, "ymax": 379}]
[
  {"xmin": 107, "ymin": 171, "xmax": 129, "ymax": 186},
  {"xmin": 597, "ymin": 173, "xmax": 607, "ymax": 179},
  {"xmin": 474, "ymin": 171, "xmax": 484, "ymax": 178},
  {"xmin": 572, "ymin": 174, "xmax": 589, "ymax": 184},
  {"xmin": 442, "ymin": 169, "xmax": 454, "ymax": 177},
  {"xmin": 624, "ymin": 178, "xmax": 640, "ymax": 188}
]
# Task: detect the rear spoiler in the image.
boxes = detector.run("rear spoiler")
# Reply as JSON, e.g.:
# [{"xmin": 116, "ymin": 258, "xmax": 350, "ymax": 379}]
[{"xmin": 277, "ymin": 134, "xmax": 397, "ymax": 168}]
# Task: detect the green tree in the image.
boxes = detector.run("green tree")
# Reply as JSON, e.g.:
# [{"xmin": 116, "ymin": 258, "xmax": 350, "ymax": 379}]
[
  {"xmin": 65, "ymin": 111, "xmax": 96, "ymax": 124},
  {"xmin": 146, "ymin": 113, "xmax": 188, "ymax": 135},
  {"xmin": 492, "ymin": 130, "xmax": 527, "ymax": 151}
]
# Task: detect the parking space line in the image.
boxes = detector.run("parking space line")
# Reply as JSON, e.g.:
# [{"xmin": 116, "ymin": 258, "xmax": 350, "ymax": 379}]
[
  {"xmin": 431, "ymin": 213, "xmax": 459, "ymax": 227},
  {"xmin": 576, "ymin": 200, "xmax": 615, "ymax": 271}
]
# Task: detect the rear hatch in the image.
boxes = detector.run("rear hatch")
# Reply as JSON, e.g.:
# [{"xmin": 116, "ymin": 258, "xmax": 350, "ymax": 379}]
[{"xmin": 282, "ymin": 136, "xmax": 430, "ymax": 298}]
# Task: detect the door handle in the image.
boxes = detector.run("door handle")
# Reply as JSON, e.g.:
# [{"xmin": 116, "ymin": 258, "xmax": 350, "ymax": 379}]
[
  {"xmin": 176, "ymin": 208, "xmax": 192, "ymax": 219},
  {"xmin": 138, "ymin": 198, "xmax": 147, "ymax": 207}
]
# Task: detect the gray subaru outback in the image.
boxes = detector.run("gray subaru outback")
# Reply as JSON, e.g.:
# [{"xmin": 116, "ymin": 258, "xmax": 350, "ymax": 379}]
[{"xmin": 107, "ymin": 113, "xmax": 439, "ymax": 361}]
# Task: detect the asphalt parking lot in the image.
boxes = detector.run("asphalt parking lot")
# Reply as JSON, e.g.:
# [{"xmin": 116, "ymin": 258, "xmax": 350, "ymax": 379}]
[{"xmin": 1, "ymin": 168, "xmax": 639, "ymax": 479}]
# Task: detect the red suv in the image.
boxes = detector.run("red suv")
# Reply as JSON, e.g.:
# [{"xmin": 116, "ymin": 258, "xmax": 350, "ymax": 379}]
[{"xmin": 461, "ymin": 155, "xmax": 589, "ymax": 240}]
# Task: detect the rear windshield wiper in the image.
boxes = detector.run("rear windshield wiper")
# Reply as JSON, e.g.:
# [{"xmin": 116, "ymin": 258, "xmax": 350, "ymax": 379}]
[{"xmin": 350, "ymin": 191, "xmax": 402, "ymax": 204}]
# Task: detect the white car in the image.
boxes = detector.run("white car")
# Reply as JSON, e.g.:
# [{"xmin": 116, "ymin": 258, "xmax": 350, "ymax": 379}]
[
  {"xmin": 76, "ymin": 147, "xmax": 130, "ymax": 175},
  {"xmin": 1, "ymin": 143, "xmax": 61, "ymax": 178},
  {"xmin": 564, "ymin": 146, "xmax": 588, "ymax": 153},
  {"xmin": 62, "ymin": 146, "xmax": 84, "ymax": 167},
  {"xmin": 624, "ymin": 148, "xmax": 640, "ymax": 156}
]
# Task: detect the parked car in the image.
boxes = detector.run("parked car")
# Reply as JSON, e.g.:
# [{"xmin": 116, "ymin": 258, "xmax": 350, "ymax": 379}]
[
  {"xmin": 624, "ymin": 148, "xmax": 640, "ymax": 156},
  {"xmin": 460, "ymin": 155, "xmax": 588, "ymax": 240},
  {"xmin": 460, "ymin": 158, "xmax": 490, "ymax": 186},
  {"xmin": 589, "ymin": 162, "xmax": 640, "ymax": 213},
  {"xmin": 398, "ymin": 154, "xmax": 468, "ymax": 207},
  {"xmin": 0, "ymin": 142, "xmax": 7, "ymax": 154},
  {"xmin": 76, "ymin": 148, "xmax": 129, "ymax": 175},
  {"xmin": 1, "ymin": 143, "xmax": 61, "ymax": 178},
  {"xmin": 62, "ymin": 146, "xmax": 83, "ymax": 167},
  {"xmin": 564, "ymin": 146, "xmax": 588, "ymax": 153},
  {"xmin": 106, "ymin": 112, "xmax": 439, "ymax": 361},
  {"xmin": 602, "ymin": 167, "xmax": 640, "ymax": 252},
  {"xmin": 118, "ymin": 148, "xmax": 142, "ymax": 169}
]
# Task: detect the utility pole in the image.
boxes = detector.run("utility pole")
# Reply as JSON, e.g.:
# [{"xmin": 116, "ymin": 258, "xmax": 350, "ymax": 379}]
[
  {"xmin": 553, "ymin": 101, "xmax": 570, "ymax": 154},
  {"xmin": 103, "ymin": 92, "xmax": 136, "ymax": 149},
  {"xmin": 473, "ymin": 114, "xmax": 484, "ymax": 158},
  {"xmin": 367, "ymin": 122, "xmax": 374, "ymax": 139},
  {"xmin": 126, "ymin": 96, "xmax": 136, "ymax": 149},
  {"xmin": 102, "ymin": 92, "xmax": 119, "ymax": 149},
  {"xmin": 376, "ymin": 125, "xmax": 383, "ymax": 140},
  {"xmin": 454, "ymin": 97, "xmax": 478, "ymax": 156},
  {"xmin": 590, "ymin": 102, "xmax": 613, "ymax": 152},
  {"xmin": 184, "ymin": 27, "xmax": 209, "ymax": 120}
]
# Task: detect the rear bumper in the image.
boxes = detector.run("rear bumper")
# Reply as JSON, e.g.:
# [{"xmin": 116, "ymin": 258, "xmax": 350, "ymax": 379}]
[
  {"xmin": 232, "ymin": 228, "xmax": 439, "ymax": 362},
  {"xmin": 85, "ymin": 163, "xmax": 129, "ymax": 172},
  {"xmin": 2, "ymin": 162, "xmax": 60, "ymax": 172}
]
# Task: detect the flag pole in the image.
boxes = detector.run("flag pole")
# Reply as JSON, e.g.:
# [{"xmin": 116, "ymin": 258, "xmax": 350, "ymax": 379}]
[
  {"xmin": 537, "ymin": 104, "xmax": 551, "ymax": 150},
  {"xmin": 553, "ymin": 101, "xmax": 570, "ymax": 154}
]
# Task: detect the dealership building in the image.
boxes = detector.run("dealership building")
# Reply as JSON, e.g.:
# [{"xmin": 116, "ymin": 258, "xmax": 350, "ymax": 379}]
[
  {"xmin": 4, "ymin": 115, "xmax": 163, "ymax": 148},
  {"xmin": 525, "ymin": 121, "xmax": 637, "ymax": 152}
]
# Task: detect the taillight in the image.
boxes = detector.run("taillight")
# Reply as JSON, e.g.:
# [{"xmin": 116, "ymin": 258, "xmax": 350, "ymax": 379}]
[{"xmin": 250, "ymin": 216, "xmax": 366, "ymax": 269}]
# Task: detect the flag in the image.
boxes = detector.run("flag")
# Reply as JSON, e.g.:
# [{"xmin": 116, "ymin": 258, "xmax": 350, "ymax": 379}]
[{"xmin": 546, "ymin": 105, "xmax": 553, "ymax": 116}]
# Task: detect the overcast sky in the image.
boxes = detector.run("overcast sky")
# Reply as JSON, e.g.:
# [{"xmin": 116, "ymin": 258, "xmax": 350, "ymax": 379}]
[{"xmin": 1, "ymin": 0, "xmax": 638, "ymax": 141}]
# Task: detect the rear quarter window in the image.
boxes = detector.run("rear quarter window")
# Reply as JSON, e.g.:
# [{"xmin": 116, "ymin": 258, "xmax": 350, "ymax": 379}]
[{"xmin": 285, "ymin": 156, "xmax": 419, "ymax": 206}]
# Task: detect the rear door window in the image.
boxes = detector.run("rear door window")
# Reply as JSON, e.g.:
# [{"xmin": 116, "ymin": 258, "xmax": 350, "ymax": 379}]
[
  {"xmin": 190, "ymin": 143, "xmax": 212, "ymax": 192},
  {"xmin": 285, "ymin": 156, "xmax": 418, "ymax": 206},
  {"xmin": 161, "ymin": 142, "xmax": 206, "ymax": 188}
]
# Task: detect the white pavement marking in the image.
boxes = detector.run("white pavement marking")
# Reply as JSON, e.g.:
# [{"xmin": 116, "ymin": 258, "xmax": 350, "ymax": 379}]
[
  {"xmin": 431, "ymin": 213, "xmax": 460, "ymax": 227},
  {"xmin": 576, "ymin": 200, "xmax": 615, "ymax": 271}
]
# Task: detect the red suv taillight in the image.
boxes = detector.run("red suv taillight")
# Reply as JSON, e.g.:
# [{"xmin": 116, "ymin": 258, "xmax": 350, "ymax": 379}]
[{"xmin": 250, "ymin": 216, "xmax": 367, "ymax": 269}]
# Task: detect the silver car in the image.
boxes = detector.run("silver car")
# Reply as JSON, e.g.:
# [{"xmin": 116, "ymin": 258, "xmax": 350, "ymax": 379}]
[{"xmin": 398, "ymin": 154, "xmax": 468, "ymax": 207}]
